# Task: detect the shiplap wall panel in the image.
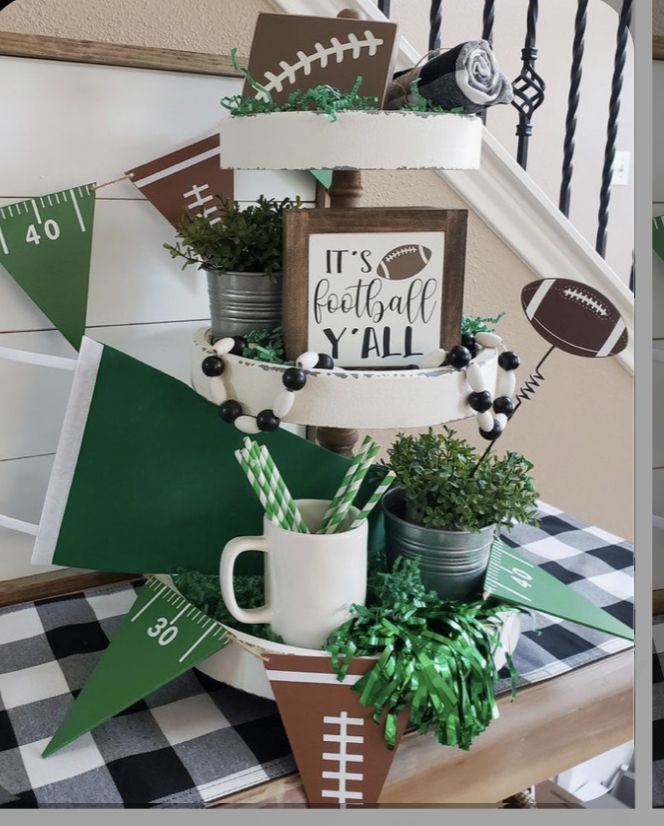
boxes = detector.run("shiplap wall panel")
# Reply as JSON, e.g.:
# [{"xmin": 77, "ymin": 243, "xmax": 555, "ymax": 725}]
[{"xmin": 0, "ymin": 53, "xmax": 313, "ymax": 579}]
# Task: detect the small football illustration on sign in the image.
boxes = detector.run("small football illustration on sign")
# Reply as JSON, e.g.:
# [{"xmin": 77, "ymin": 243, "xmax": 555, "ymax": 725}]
[
  {"xmin": 244, "ymin": 14, "xmax": 398, "ymax": 105},
  {"xmin": 521, "ymin": 278, "xmax": 628, "ymax": 358},
  {"xmin": 376, "ymin": 244, "xmax": 432, "ymax": 280}
]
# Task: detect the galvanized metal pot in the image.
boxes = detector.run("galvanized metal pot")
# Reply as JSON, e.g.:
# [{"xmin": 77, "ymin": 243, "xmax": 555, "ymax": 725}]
[
  {"xmin": 206, "ymin": 269, "xmax": 282, "ymax": 341},
  {"xmin": 382, "ymin": 488, "xmax": 495, "ymax": 600}
]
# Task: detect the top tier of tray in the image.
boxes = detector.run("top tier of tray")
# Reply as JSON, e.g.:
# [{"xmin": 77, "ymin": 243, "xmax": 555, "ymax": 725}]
[{"xmin": 219, "ymin": 110, "xmax": 483, "ymax": 171}]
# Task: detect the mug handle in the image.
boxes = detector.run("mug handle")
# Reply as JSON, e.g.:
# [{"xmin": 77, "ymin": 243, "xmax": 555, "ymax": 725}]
[{"xmin": 219, "ymin": 535, "xmax": 273, "ymax": 625}]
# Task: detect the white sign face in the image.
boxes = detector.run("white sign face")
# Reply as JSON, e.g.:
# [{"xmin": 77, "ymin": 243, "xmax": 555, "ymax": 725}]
[{"xmin": 307, "ymin": 231, "xmax": 445, "ymax": 368}]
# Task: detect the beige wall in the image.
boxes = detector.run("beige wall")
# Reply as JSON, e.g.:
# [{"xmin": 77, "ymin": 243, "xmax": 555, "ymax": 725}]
[
  {"xmin": 0, "ymin": 0, "xmax": 633, "ymax": 540},
  {"xmin": 656, "ymin": 0, "xmax": 664, "ymax": 37}
]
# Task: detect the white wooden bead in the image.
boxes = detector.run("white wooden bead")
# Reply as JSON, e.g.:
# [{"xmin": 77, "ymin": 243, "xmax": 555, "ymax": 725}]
[
  {"xmin": 209, "ymin": 377, "xmax": 227, "ymax": 405},
  {"xmin": 213, "ymin": 337, "xmax": 236, "ymax": 356},
  {"xmin": 235, "ymin": 415, "xmax": 261, "ymax": 435},
  {"xmin": 495, "ymin": 413, "xmax": 508, "ymax": 430},
  {"xmin": 476, "ymin": 410, "xmax": 493, "ymax": 432},
  {"xmin": 476, "ymin": 332, "xmax": 503, "ymax": 348},
  {"xmin": 273, "ymin": 389, "xmax": 296, "ymax": 418},
  {"xmin": 296, "ymin": 351, "xmax": 319, "ymax": 370},
  {"xmin": 420, "ymin": 348, "xmax": 447, "ymax": 368},
  {"xmin": 496, "ymin": 370, "xmax": 516, "ymax": 397},
  {"xmin": 465, "ymin": 363, "xmax": 487, "ymax": 392}
]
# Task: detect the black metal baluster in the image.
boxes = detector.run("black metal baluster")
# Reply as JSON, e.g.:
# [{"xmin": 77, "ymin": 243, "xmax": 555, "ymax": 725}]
[
  {"xmin": 480, "ymin": 0, "xmax": 497, "ymax": 124},
  {"xmin": 511, "ymin": 0, "xmax": 545, "ymax": 170},
  {"xmin": 595, "ymin": 0, "xmax": 633, "ymax": 258},
  {"xmin": 377, "ymin": 0, "xmax": 391, "ymax": 16},
  {"xmin": 482, "ymin": 0, "xmax": 496, "ymax": 46},
  {"xmin": 559, "ymin": 0, "xmax": 588, "ymax": 217},
  {"xmin": 429, "ymin": 0, "xmax": 442, "ymax": 53}
]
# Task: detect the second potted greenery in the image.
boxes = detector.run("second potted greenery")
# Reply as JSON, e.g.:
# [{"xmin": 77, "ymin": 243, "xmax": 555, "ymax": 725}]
[
  {"xmin": 383, "ymin": 427, "xmax": 539, "ymax": 599},
  {"xmin": 165, "ymin": 195, "xmax": 300, "ymax": 342}
]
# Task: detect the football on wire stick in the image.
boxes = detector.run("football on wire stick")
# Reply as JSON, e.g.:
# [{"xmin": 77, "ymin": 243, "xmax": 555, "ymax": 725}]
[
  {"xmin": 521, "ymin": 278, "xmax": 628, "ymax": 359},
  {"xmin": 376, "ymin": 245, "xmax": 432, "ymax": 280}
]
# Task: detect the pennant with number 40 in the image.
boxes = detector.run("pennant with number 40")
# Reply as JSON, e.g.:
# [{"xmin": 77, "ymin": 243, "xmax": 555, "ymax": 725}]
[{"xmin": 0, "ymin": 185, "xmax": 96, "ymax": 348}]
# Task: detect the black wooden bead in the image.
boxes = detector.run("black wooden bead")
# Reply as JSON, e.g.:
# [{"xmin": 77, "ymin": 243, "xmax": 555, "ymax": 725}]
[
  {"xmin": 447, "ymin": 345, "xmax": 472, "ymax": 369},
  {"xmin": 282, "ymin": 367, "xmax": 307, "ymax": 391},
  {"xmin": 498, "ymin": 351, "xmax": 520, "ymax": 371},
  {"xmin": 230, "ymin": 336, "xmax": 247, "ymax": 356},
  {"xmin": 468, "ymin": 391, "xmax": 493, "ymax": 413},
  {"xmin": 201, "ymin": 356, "xmax": 225, "ymax": 377},
  {"xmin": 256, "ymin": 409, "xmax": 281, "ymax": 432},
  {"xmin": 315, "ymin": 353, "xmax": 335, "ymax": 370},
  {"xmin": 461, "ymin": 332, "xmax": 476, "ymax": 350},
  {"xmin": 480, "ymin": 419, "xmax": 504, "ymax": 441},
  {"xmin": 219, "ymin": 400, "xmax": 242, "ymax": 423},
  {"xmin": 493, "ymin": 396, "xmax": 515, "ymax": 416}
]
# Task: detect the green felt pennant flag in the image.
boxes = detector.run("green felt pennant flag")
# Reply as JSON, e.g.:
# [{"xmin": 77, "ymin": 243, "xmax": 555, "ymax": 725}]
[
  {"xmin": 483, "ymin": 539, "xmax": 633, "ymax": 641},
  {"xmin": 43, "ymin": 577, "xmax": 229, "ymax": 757},
  {"xmin": 0, "ymin": 186, "xmax": 95, "ymax": 348},
  {"xmin": 654, "ymin": 215, "xmax": 664, "ymax": 261},
  {"xmin": 32, "ymin": 338, "xmax": 361, "ymax": 575}
]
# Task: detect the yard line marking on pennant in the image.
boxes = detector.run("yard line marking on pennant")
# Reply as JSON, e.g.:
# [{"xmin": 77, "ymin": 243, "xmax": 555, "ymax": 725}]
[
  {"xmin": 178, "ymin": 622, "xmax": 218, "ymax": 663},
  {"xmin": 497, "ymin": 547, "xmax": 535, "ymax": 567},
  {"xmin": 130, "ymin": 583, "xmax": 167, "ymax": 622},
  {"xmin": 0, "ymin": 227, "xmax": 8, "ymax": 255},
  {"xmin": 31, "ymin": 200, "xmax": 42, "ymax": 223},
  {"xmin": 69, "ymin": 189, "xmax": 87, "ymax": 232}
]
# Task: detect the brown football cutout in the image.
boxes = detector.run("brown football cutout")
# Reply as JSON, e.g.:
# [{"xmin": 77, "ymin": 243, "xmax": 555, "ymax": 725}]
[
  {"xmin": 265, "ymin": 654, "xmax": 408, "ymax": 807},
  {"xmin": 521, "ymin": 278, "xmax": 628, "ymax": 358},
  {"xmin": 376, "ymin": 244, "xmax": 432, "ymax": 280}
]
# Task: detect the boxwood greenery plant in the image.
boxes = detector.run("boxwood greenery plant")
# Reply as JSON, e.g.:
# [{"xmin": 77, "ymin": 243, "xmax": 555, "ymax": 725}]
[
  {"xmin": 387, "ymin": 427, "xmax": 539, "ymax": 533},
  {"xmin": 164, "ymin": 195, "xmax": 300, "ymax": 276}
]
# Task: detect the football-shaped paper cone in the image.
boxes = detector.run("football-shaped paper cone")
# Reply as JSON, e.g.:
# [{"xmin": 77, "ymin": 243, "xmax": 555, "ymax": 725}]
[
  {"xmin": 376, "ymin": 244, "xmax": 432, "ymax": 280},
  {"xmin": 521, "ymin": 278, "xmax": 628, "ymax": 358},
  {"xmin": 265, "ymin": 654, "xmax": 409, "ymax": 807}
]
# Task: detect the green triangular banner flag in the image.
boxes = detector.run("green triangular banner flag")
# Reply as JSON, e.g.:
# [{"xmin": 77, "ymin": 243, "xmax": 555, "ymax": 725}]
[
  {"xmin": 43, "ymin": 578, "xmax": 228, "ymax": 757},
  {"xmin": 32, "ymin": 337, "xmax": 361, "ymax": 575},
  {"xmin": 654, "ymin": 215, "xmax": 664, "ymax": 261},
  {"xmin": 0, "ymin": 186, "xmax": 95, "ymax": 349},
  {"xmin": 483, "ymin": 539, "xmax": 633, "ymax": 640}
]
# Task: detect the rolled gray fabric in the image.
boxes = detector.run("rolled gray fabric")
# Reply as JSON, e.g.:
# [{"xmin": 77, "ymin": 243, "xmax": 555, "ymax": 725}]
[{"xmin": 386, "ymin": 40, "xmax": 514, "ymax": 114}]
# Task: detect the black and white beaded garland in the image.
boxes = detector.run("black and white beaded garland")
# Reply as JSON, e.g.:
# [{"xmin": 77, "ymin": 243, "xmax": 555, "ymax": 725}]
[
  {"xmin": 420, "ymin": 331, "xmax": 518, "ymax": 442},
  {"xmin": 201, "ymin": 336, "xmax": 335, "ymax": 434}
]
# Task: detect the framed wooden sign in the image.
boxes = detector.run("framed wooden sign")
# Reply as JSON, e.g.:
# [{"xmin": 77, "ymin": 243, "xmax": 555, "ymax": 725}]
[{"xmin": 283, "ymin": 208, "xmax": 467, "ymax": 368}]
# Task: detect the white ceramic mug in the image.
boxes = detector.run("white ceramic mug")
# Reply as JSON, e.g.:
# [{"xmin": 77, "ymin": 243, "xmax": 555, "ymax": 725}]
[{"xmin": 219, "ymin": 499, "xmax": 368, "ymax": 649}]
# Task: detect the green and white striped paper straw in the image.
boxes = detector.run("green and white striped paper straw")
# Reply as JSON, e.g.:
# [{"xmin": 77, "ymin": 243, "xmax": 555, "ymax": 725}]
[
  {"xmin": 319, "ymin": 436, "xmax": 381, "ymax": 535},
  {"xmin": 349, "ymin": 470, "xmax": 397, "ymax": 529},
  {"xmin": 241, "ymin": 444, "xmax": 290, "ymax": 529},
  {"xmin": 257, "ymin": 443, "xmax": 309, "ymax": 534},
  {"xmin": 241, "ymin": 439, "xmax": 308, "ymax": 533},
  {"xmin": 234, "ymin": 449, "xmax": 286, "ymax": 529}
]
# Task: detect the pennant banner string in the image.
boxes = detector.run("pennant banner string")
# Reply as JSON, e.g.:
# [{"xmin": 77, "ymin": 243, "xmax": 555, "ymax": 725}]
[{"xmin": 91, "ymin": 173, "xmax": 134, "ymax": 191}]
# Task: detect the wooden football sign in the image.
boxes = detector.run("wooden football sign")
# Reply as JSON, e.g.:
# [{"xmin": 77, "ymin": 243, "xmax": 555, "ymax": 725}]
[
  {"xmin": 265, "ymin": 653, "xmax": 409, "ymax": 807},
  {"xmin": 283, "ymin": 208, "xmax": 468, "ymax": 367},
  {"xmin": 244, "ymin": 13, "xmax": 398, "ymax": 106}
]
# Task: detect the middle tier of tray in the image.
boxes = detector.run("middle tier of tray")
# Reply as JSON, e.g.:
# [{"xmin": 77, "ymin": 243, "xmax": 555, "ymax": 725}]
[{"xmin": 192, "ymin": 327, "xmax": 499, "ymax": 429}]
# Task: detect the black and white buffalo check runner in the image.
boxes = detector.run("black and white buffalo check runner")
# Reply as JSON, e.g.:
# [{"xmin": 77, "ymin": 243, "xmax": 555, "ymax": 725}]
[{"xmin": 0, "ymin": 503, "xmax": 633, "ymax": 808}]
